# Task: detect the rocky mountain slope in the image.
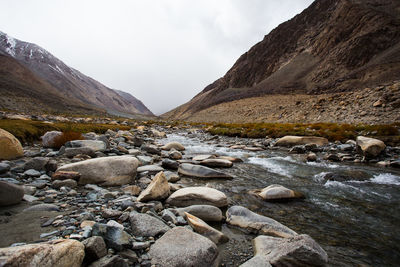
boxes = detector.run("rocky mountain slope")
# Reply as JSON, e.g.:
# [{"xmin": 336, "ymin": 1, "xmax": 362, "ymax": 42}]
[
  {"xmin": 0, "ymin": 31, "xmax": 154, "ymax": 117},
  {"xmin": 163, "ymin": 0, "xmax": 400, "ymax": 123}
]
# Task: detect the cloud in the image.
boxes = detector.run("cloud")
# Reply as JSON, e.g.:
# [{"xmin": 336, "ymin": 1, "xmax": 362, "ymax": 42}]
[{"xmin": 0, "ymin": 0, "xmax": 313, "ymax": 114}]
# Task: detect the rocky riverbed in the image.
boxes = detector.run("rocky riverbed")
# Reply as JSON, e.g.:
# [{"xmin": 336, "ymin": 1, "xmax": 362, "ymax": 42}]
[{"xmin": 0, "ymin": 123, "xmax": 399, "ymax": 266}]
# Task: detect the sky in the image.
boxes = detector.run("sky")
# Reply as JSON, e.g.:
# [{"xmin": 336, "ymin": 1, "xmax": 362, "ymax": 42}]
[{"xmin": 0, "ymin": 0, "xmax": 313, "ymax": 115}]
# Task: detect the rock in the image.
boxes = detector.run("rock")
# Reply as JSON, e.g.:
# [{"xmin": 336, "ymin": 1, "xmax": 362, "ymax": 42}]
[
  {"xmin": 185, "ymin": 212, "xmax": 228, "ymax": 244},
  {"xmin": 42, "ymin": 131, "xmax": 63, "ymax": 148},
  {"xmin": 64, "ymin": 147, "xmax": 96, "ymax": 158},
  {"xmin": 175, "ymin": 205, "xmax": 223, "ymax": 222},
  {"xmin": 0, "ymin": 162, "xmax": 10, "ymax": 174},
  {"xmin": 118, "ymin": 250, "xmax": 138, "ymax": 264},
  {"xmin": 166, "ymin": 187, "xmax": 228, "ymax": 207},
  {"xmin": 161, "ymin": 209, "xmax": 178, "ymax": 224},
  {"xmin": 52, "ymin": 171, "xmax": 81, "ymax": 181},
  {"xmin": 141, "ymin": 144, "xmax": 161, "ymax": 155},
  {"xmin": 252, "ymin": 184, "xmax": 304, "ymax": 201},
  {"xmin": 137, "ymin": 165, "xmax": 164, "ymax": 173},
  {"xmin": 321, "ymin": 171, "xmax": 370, "ymax": 182},
  {"xmin": 0, "ymin": 128, "xmax": 24, "ymax": 160},
  {"xmin": 218, "ymin": 156, "xmax": 243, "ymax": 163},
  {"xmin": 373, "ymin": 99, "xmax": 383, "ymax": 107},
  {"xmin": 240, "ymin": 255, "xmax": 272, "ymax": 267},
  {"xmin": 0, "ymin": 181, "xmax": 24, "ymax": 206},
  {"xmin": 169, "ymin": 150, "xmax": 183, "ymax": 160},
  {"xmin": 193, "ymin": 154, "xmax": 216, "ymax": 161},
  {"xmin": 162, "ymin": 159, "xmax": 179, "ymax": 170},
  {"xmin": 82, "ymin": 236, "xmax": 107, "ymax": 263},
  {"xmin": 149, "ymin": 227, "xmax": 219, "ymax": 267},
  {"xmin": 89, "ymin": 255, "xmax": 128, "ymax": 267},
  {"xmin": 23, "ymin": 157, "xmax": 49, "ymax": 171},
  {"xmin": 161, "ymin": 141, "xmax": 185, "ymax": 151},
  {"xmin": 129, "ymin": 210, "xmax": 170, "ymax": 237},
  {"xmin": 92, "ymin": 223, "xmax": 132, "ymax": 251},
  {"xmin": 200, "ymin": 159, "xmax": 233, "ymax": 168},
  {"xmin": 102, "ymin": 209, "xmax": 123, "ymax": 218},
  {"xmin": 178, "ymin": 163, "xmax": 233, "ymax": 179},
  {"xmin": 137, "ymin": 171, "xmax": 170, "ymax": 202},
  {"xmin": 131, "ymin": 241, "xmax": 150, "ymax": 250},
  {"xmin": 356, "ymin": 136, "xmax": 386, "ymax": 158},
  {"xmin": 69, "ymin": 140, "xmax": 106, "ymax": 151},
  {"xmin": 52, "ymin": 179, "xmax": 77, "ymax": 189},
  {"xmin": 56, "ymin": 156, "xmax": 139, "ymax": 186},
  {"xmin": 306, "ymin": 152, "xmax": 317, "ymax": 161},
  {"xmin": 275, "ymin": 136, "xmax": 329, "ymax": 147},
  {"xmin": 226, "ymin": 206, "xmax": 297, "ymax": 238},
  {"xmin": 23, "ymin": 203, "xmax": 60, "ymax": 212},
  {"xmin": 23, "ymin": 169, "xmax": 41, "ymax": 177},
  {"xmin": 136, "ymin": 155, "xmax": 153, "ymax": 165},
  {"xmin": 0, "ymin": 239, "xmax": 84, "ymax": 267},
  {"xmin": 390, "ymin": 160, "xmax": 400, "ymax": 168},
  {"xmin": 165, "ymin": 171, "xmax": 180, "ymax": 182},
  {"xmin": 242, "ymin": 234, "xmax": 328, "ymax": 267},
  {"xmin": 122, "ymin": 185, "xmax": 141, "ymax": 196}
]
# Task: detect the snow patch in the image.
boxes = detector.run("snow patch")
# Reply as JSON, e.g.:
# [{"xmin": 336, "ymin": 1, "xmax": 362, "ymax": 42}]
[{"xmin": 4, "ymin": 34, "xmax": 17, "ymax": 57}]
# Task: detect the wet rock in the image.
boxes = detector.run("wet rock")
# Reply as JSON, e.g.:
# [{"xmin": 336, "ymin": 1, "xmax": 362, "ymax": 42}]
[
  {"xmin": 52, "ymin": 179, "xmax": 77, "ymax": 189},
  {"xmin": 137, "ymin": 171, "xmax": 170, "ymax": 202},
  {"xmin": 200, "ymin": 159, "xmax": 233, "ymax": 168},
  {"xmin": 141, "ymin": 144, "xmax": 161, "ymax": 155},
  {"xmin": 226, "ymin": 206, "xmax": 297, "ymax": 238},
  {"xmin": 356, "ymin": 136, "xmax": 386, "ymax": 158},
  {"xmin": 178, "ymin": 163, "xmax": 233, "ymax": 179},
  {"xmin": 242, "ymin": 234, "xmax": 328, "ymax": 267},
  {"xmin": 92, "ymin": 223, "xmax": 132, "ymax": 251},
  {"xmin": 137, "ymin": 165, "xmax": 164, "ymax": 173},
  {"xmin": 390, "ymin": 160, "xmax": 400, "ymax": 168},
  {"xmin": 161, "ymin": 142, "xmax": 185, "ymax": 151},
  {"xmin": 89, "ymin": 255, "xmax": 128, "ymax": 267},
  {"xmin": 275, "ymin": 136, "xmax": 329, "ymax": 147},
  {"xmin": 0, "ymin": 239, "xmax": 84, "ymax": 267},
  {"xmin": 52, "ymin": 171, "xmax": 81, "ymax": 181},
  {"xmin": 23, "ymin": 203, "xmax": 60, "ymax": 212},
  {"xmin": 69, "ymin": 140, "xmax": 106, "ymax": 152},
  {"xmin": 129, "ymin": 210, "xmax": 170, "ymax": 237},
  {"xmin": 251, "ymin": 184, "xmax": 304, "ymax": 201},
  {"xmin": 162, "ymin": 159, "xmax": 179, "ymax": 170},
  {"xmin": 185, "ymin": 212, "xmax": 228, "ymax": 244},
  {"xmin": 0, "ymin": 181, "xmax": 24, "ymax": 206},
  {"xmin": 217, "ymin": 156, "xmax": 243, "ymax": 163},
  {"xmin": 169, "ymin": 150, "xmax": 183, "ymax": 160},
  {"xmin": 56, "ymin": 156, "xmax": 139, "ymax": 186},
  {"xmin": 289, "ymin": 145, "xmax": 306, "ymax": 154},
  {"xmin": 23, "ymin": 169, "xmax": 41, "ymax": 177},
  {"xmin": 149, "ymin": 227, "xmax": 219, "ymax": 267},
  {"xmin": 41, "ymin": 131, "xmax": 63, "ymax": 148},
  {"xmin": 64, "ymin": 147, "xmax": 96, "ymax": 158},
  {"xmin": 166, "ymin": 187, "xmax": 228, "ymax": 207},
  {"xmin": 321, "ymin": 171, "xmax": 370, "ymax": 182},
  {"xmin": 83, "ymin": 236, "xmax": 107, "ymax": 263},
  {"xmin": 23, "ymin": 157, "xmax": 49, "ymax": 171},
  {"xmin": 174, "ymin": 205, "xmax": 223, "ymax": 222},
  {"xmin": 0, "ymin": 162, "xmax": 10, "ymax": 174},
  {"xmin": 325, "ymin": 154, "xmax": 341, "ymax": 162},
  {"xmin": 306, "ymin": 152, "xmax": 317, "ymax": 161},
  {"xmin": 0, "ymin": 128, "xmax": 24, "ymax": 160}
]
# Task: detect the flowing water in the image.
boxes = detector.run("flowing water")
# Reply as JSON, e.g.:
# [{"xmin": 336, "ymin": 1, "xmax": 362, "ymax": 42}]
[{"xmin": 160, "ymin": 132, "xmax": 400, "ymax": 267}]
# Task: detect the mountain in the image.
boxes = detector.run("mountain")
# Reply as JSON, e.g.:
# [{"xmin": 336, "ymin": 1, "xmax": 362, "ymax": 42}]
[
  {"xmin": 0, "ymin": 31, "xmax": 154, "ymax": 117},
  {"xmin": 163, "ymin": 0, "xmax": 400, "ymax": 124}
]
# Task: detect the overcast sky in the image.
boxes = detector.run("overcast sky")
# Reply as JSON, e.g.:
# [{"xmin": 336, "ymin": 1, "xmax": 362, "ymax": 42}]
[{"xmin": 1, "ymin": 0, "xmax": 313, "ymax": 115}]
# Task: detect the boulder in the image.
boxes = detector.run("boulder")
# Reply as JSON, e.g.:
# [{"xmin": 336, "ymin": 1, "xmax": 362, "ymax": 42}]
[
  {"xmin": 0, "ymin": 239, "xmax": 84, "ymax": 267},
  {"xmin": 56, "ymin": 156, "xmax": 139, "ymax": 186},
  {"xmin": 41, "ymin": 131, "xmax": 63, "ymax": 148},
  {"xmin": 226, "ymin": 206, "xmax": 297, "ymax": 238},
  {"xmin": 92, "ymin": 223, "xmax": 132, "ymax": 251},
  {"xmin": 185, "ymin": 212, "xmax": 228, "ymax": 244},
  {"xmin": 251, "ymin": 184, "xmax": 304, "ymax": 201},
  {"xmin": 217, "ymin": 156, "xmax": 243, "ymax": 163},
  {"xmin": 175, "ymin": 205, "xmax": 223, "ymax": 222},
  {"xmin": 0, "ymin": 181, "xmax": 24, "ymax": 206},
  {"xmin": 178, "ymin": 163, "xmax": 233, "ymax": 179},
  {"xmin": 82, "ymin": 236, "xmax": 107, "ymax": 263},
  {"xmin": 166, "ymin": 187, "xmax": 228, "ymax": 207},
  {"xmin": 275, "ymin": 136, "xmax": 329, "ymax": 147},
  {"xmin": 0, "ymin": 128, "xmax": 24, "ymax": 160},
  {"xmin": 149, "ymin": 227, "xmax": 220, "ymax": 267},
  {"xmin": 161, "ymin": 142, "xmax": 185, "ymax": 151},
  {"xmin": 356, "ymin": 136, "xmax": 386, "ymax": 158},
  {"xmin": 137, "ymin": 171, "xmax": 170, "ymax": 202},
  {"xmin": 129, "ymin": 210, "xmax": 170, "ymax": 237},
  {"xmin": 69, "ymin": 140, "xmax": 106, "ymax": 152},
  {"xmin": 241, "ymin": 234, "xmax": 328, "ymax": 267},
  {"xmin": 200, "ymin": 159, "xmax": 233, "ymax": 168}
]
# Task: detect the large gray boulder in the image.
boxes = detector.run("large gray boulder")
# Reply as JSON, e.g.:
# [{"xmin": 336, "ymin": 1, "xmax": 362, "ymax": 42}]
[
  {"xmin": 0, "ymin": 181, "xmax": 24, "ymax": 206},
  {"xmin": 174, "ymin": 205, "xmax": 223, "ymax": 222},
  {"xmin": 0, "ymin": 239, "xmax": 84, "ymax": 267},
  {"xmin": 178, "ymin": 163, "xmax": 233, "ymax": 179},
  {"xmin": 275, "ymin": 136, "xmax": 329, "ymax": 147},
  {"xmin": 226, "ymin": 206, "xmax": 297, "ymax": 238},
  {"xmin": 356, "ymin": 136, "xmax": 386, "ymax": 158},
  {"xmin": 241, "ymin": 234, "xmax": 328, "ymax": 266},
  {"xmin": 69, "ymin": 140, "xmax": 106, "ymax": 152},
  {"xmin": 149, "ymin": 227, "xmax": 220, "ymax": 267},
  {"xmin": 129, "ymin": 211, "xmax": 170, "ymax": 237},
  {"xmin": 166, "ymin": 187, "xmax": 228, "ymax": 207},
  {"xmin": 56, "ymin": 156, "xmax": 139, "ymax": 186}
]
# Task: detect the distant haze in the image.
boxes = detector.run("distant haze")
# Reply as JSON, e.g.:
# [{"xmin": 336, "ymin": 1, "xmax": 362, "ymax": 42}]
[{"xmin": 1, "ymin": 0, "xmax": 313, "ymax": 115}]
